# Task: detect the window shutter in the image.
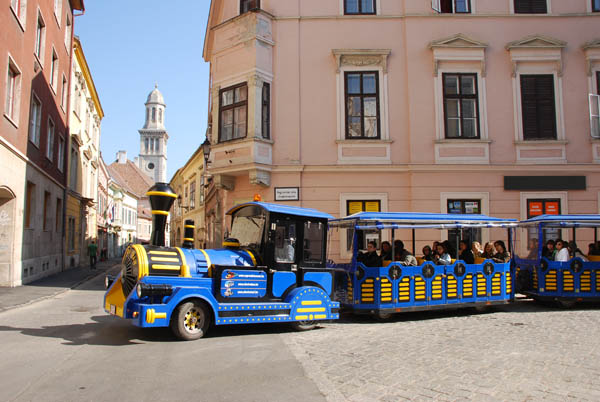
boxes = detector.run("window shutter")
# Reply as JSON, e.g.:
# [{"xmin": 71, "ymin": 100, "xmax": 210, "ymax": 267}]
[
  {"xmin": 590, "ymin": 94, "xmax": 600, "ymax": 139},
  {"xmin": 521, "ymin": 75, "xmax": 556, "ymax": 140},
  {"xmin": 432, "ymin": 0, "xmax": 441, "ymax": 13},
  {"xmin": 531, "ymin": 0, "xmax": 547, "ymax": 13},
  {"xmin": 514, "ymin": 0, "xmax": 528, "ymax": 13}
]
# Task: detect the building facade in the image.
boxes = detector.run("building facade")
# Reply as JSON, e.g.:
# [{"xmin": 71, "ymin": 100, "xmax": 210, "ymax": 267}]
[
  {"xmin": 202, "ymin": 0, "xmax": 600, "ymax": 260},
  {"xmin": 96, "ymin": 153, "xmax": 109, "ymax": 259},
  {"xmin": 65, "ymin": 35, "xmax": 103, "ymax": 268},
  {"xmin": 169, "ymin": 145, "xmax": 206, "ymax": 249},
  {"xmin": 137, "ymin": 85, "xmax": 168, "ymax": 184},
  {"xmin": 0, "ymin": 0, "xmax": 84, "ymax": 286}
]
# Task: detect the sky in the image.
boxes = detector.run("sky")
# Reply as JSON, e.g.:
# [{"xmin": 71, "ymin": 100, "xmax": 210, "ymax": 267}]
[{"xmin": 74, "ymin": 0, "xmax": 211, "ymax": 180}]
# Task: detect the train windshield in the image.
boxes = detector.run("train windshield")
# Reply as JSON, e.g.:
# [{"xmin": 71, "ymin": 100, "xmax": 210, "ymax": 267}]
[{"xmin": 230, "ymin": 211, "xmax": 265, "ymax": 249}]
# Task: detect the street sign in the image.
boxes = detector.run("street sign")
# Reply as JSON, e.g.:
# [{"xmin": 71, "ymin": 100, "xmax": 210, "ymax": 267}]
[{"xmin": 274, "ymin": 187, "xmax": 299, "ymax": 201}]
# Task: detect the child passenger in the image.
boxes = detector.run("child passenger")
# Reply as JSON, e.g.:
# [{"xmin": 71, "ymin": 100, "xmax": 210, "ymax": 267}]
[
  {"xmin": 422, "ymin": 245, "xmax": 433, "ymax": 261},
  {"xmin": 459, "ymin": 240, "xmax": 475, "ymax": 264},
  {"xmin": 471, "ymin": 241, "xmax": 483, "ymax": 258},
  {"xmin": 433, "ymin": 243, "xmax": 452, "ymax": 265},
  {"xmin": 482, "ymin": 242, "xmax": 495, "ymax": 259}
]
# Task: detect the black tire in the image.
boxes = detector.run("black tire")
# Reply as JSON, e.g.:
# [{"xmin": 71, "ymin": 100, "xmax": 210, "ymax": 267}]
[
  {"xmin": 375, "ymin": 311, "xmax": 393, "ymax": 321},
  {"xmin": 557, "ymin": 299, "xmax": 577, "ymax": 309},
  {"xmin": 474, "ymin": 305, "xmax": 491, "ymax": 313},
  {"xmin": 291, "ymin": 320, "xmax": 317, "ymax": 331},
  {"xmin": 170, "ymin": 301, "xmax": 210, "ymax": 341}
]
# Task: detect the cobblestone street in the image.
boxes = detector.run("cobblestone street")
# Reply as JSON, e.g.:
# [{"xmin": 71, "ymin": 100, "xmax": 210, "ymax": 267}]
[{"xmin": 282, "ymin": 300, "xmax": 600, "ymax": 401}]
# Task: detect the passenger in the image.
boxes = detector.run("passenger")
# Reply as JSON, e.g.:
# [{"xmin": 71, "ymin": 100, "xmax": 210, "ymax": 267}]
[
  {"xmin": 526, "ymin": 238, "xmax": 539, "ymax": 259},
  {"xmin": 542, "ymin": 240, "xmax": 556, "ymax": 260},
  {"xmin": 471, "ymin": 241, "xmax": 483, "ymax": 258},
  {"xmin": 395, "ymin": 250, "xmax": 418, "ymax": 266},
  {"xmin": 380, "ymin": 241, "xmax": 392, "ymax": 261},
  {"xmin": 458, "ymin": 240, "xmax": 475, "ymax": 264},
  {"xmin": 432, "ymin": 241, "xmax": 440, "ymax": 257},
  {"xmin": 554, "ymin": 239, "xmax": 570, "ymax": 262},
  {"xmin": 357, "ymin": 241, "xmax": 382, "ymax": 267},
  {"xmin": 422, "ymin": 245, "xmax": 434, "ymax": 261},
  {"xmin": 492, "ymin": 240, "xmax": 511, "ymax": 263},
  {"xmin": 568, "ymin": 241, "xmax": 588, "ymax": 261},
  {"xmin": 482, "ymin": 242, "xmax": 495, "ymax": 259},
  {"xmin": 588, "ymin": 243, "xmax": 597, "ymax": 256},
  {"xmin": 442, "ymin": 240, "xmax": 455, "ymax": 259},
  {"xmin": 433, "ymin": 243, "xmax": 451, "ymax": 265}
]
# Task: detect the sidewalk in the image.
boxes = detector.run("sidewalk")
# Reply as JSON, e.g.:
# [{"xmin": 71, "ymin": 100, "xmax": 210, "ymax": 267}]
[{"xmin": 0, "ymin": 258, "xmax": 121, "ymax": 313}]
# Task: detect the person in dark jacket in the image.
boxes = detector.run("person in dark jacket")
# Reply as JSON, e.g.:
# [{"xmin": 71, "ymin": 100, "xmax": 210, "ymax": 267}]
[
  {"xmin": 422, "ymin": 245, "xmax": 434, "ymax": 261},
  {"xmin": 357, "ymin": 241, "xmax": 382, "ymax": 267},
  {"xmin": 492, "ymin": 240, "xmax": 511, "ymax": 263},
  {"xmin": 458, "ymin": 240, "xmax": 475, "ymax": 264},
  {"xmin": 542, "ymin": 239, "xmax": 556, "ymax": 260},
  {"xmin": 380, "ymin": 241, "xmax": 392, "ymax": 261}
]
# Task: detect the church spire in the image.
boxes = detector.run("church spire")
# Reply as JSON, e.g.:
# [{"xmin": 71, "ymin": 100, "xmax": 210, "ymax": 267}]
[{"xmin": 139, "ymin": 85, "xmax": 168, "ymax": 184}]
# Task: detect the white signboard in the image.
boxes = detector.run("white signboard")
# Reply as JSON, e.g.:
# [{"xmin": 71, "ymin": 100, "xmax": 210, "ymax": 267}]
[{"xmin": 274, "ymin": 187, "xmax": 299, "ymax": 201}]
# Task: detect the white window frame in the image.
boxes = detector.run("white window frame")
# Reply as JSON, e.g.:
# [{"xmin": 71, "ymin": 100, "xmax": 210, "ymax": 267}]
[
  {"xmin": 590, "ymin": 94, "xmax": 600, "ymax": 139},
  {"xmin": 10, "ymin": 0, "xmax": 27, "ymax": 30},
  {"xmin": 5, "ymin": 55, "xmax": 22, "ymax": 126},
  {"xmin": 64, "ymin": 13, "xmax": 72, "ymax": 52},
  {"xmin": 57, "ymin": 134, "xmax": 65, "ymax": 172},
  {"xmin": 432, "ymin": 0, "xmax": 476, "ymax": 14},
  {"xmin": 46, "ymin": 116, "xmax": 55, "ymax": 161},
  {"xmin": 29, "ymin": 92, "xmax": 42, "ymax": 147},
  {"xmin": 34, "ymin": 9, "xmax": 46, "ymax": 66},
  {"xmin": 50, "ymin": 47, "xmax": 58, "ymax": 92},
  {"xmin": 340, "ymin": 0, "xmax": 381, "ymax": 16},
  {"xmin": 53, "ymin": 0, "xmax": 62, "ymax": 26},
  {"xmin": 509, "ymin": 0, "xmax": 551, "ymax": 14},
  {"xmin": 60, "ymin": 74, "xmax": 67, "ymax": 111},
  {"xmin": 339, "ymin": 192, "xmax": 388, "ymax": 259}
]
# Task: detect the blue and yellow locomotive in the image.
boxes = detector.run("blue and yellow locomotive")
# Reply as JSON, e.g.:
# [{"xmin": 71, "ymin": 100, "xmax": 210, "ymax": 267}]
[{"xmin": 104, "ymin": 183, "xmax": 339, "ymax": 340}]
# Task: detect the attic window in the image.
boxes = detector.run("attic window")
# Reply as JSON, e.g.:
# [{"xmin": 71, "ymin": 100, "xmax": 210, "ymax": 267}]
[{"xmin": 240, "ymin": 0, "xmax": 260, "ymax": 14}]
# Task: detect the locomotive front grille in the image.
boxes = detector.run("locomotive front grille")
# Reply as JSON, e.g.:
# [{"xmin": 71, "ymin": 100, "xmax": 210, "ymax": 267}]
[
  {"xmin": 562, "ymin": 270, "xmax": 574, "ymax": 292},
  {"xmin": 545, "ymin": 270, "xmax": 557, "ymax": 292},
  {"xmin": 361, "ymin": 278, "xmax": 374, "ymax": 303},
  {"xmin": 398, "ymin": 277, "xmax": 411, "ymax": 302},
  {"xmin": 446, "ymin": 275, "xmax": 457, "ymax": 299},
  {"xmin": 121, "ymin": 246, "xmax": 143, "ymax": 297},
  {"xmin": 462, "ymin": 274, "xmax": 473, "ymax": 298},
  {"xmin": 491, "ymin": 273, "xmax": 502, "ymax": 296},
  {"xmin": 431, "ymin": 275, "xmax": 443, "ymax": 300},
  {"xmin": 476, "ymin": 273, "xmax": 487, "ymax": 297},
  {"xmin": 580, "ymin": 270, "xmax": 591, "ymax": 292},
  {"xmin": 380, "ymin": 278, "xmax": 392, "ymax": 303},
  {"xmin": 506, "ymin": 272, "xmax": 512, "ymax": 295},
  {"xmin": 414, "ymin": 276, "xmax": 426, "ymax": 301}
]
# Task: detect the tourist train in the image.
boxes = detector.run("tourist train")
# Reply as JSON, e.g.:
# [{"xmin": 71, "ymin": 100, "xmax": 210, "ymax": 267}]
[{"xmin": 104, "ymin": 184, "xmax": 600, "ymax": 340}]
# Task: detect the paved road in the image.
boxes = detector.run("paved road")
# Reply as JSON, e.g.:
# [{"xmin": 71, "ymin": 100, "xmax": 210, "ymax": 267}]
[
  {"xmin": 2, "ymin": 271, "xmax": 600, "ymax": 402},
  {"xmin": 283, "ymin": 301, "xmax": 600, "ymax": 401},
  {"xmin": 0, "ymin": 268, "xmax": 325, "ymax": 402}
]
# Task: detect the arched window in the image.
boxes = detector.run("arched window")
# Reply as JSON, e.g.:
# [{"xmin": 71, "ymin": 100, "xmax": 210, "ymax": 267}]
[
  {"xmin": 152, "ymin": 107, "xmax": 156, "ymax": 122},
  {"xmin": 159, "ymin": 109, "xmax": 163, "ymax": 123},
  {"xmin": 145, "ymin": 108, "xmax": 149, "ymax": 122}
]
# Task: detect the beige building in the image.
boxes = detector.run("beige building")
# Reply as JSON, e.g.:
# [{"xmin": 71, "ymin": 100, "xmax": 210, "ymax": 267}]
[
  {"xmin": 169, "ymin": 145, "xmax": 207, "ymax": 249},
  {"xmin": 202, "ymin": 0, "xmax": 600, "ymax": 260},
  {"xmin": 66, "ymin": 36, "xmax": 103, "ymax": 268}
]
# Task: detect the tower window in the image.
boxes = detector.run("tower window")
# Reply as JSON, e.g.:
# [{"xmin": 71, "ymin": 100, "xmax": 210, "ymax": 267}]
[
  {"xmin": 145, "ymin": 138, "xmax": 149, "ymax": 152},
  {"xmin": 152, "ymin": 107, "xmax": 156, "ymax": 122},
  {"xmin": 159, "ymin": 109, "xmax": 163, "ymax": 123},
  {"xmin": 148, "ymin": 162, "xmax": 155, "ymax": 170}
]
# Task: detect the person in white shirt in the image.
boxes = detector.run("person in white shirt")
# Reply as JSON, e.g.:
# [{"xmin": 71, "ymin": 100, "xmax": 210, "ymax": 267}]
[
  {"xmin": 555, "ymin": 240, "xmax": 570, "ymax": 262},
  {"xmin": 434, "ymin": 244, "xmax": 452, "ymax": 265}
]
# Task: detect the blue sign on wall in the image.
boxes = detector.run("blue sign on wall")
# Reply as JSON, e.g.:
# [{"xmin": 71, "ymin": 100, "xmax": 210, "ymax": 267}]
[{"xmin": 221, "ymin": 269, "xmax": 267, "ymax": 298}]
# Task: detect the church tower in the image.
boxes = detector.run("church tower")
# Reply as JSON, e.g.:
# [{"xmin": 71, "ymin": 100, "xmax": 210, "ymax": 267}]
[{"xmin": 138, "ymin": 85, "xmax": 168, "ymax": 183}]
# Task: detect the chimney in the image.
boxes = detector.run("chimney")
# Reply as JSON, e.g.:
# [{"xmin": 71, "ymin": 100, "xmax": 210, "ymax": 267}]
[
  {"xmin": 146, "ymin": 183, "xmax": 176, "ymax": 247},
  {"xmin": 116, "ymin": 150, "xmax": 127, "ymax": 164},
  {"xmin": 182, "ymin": 220, "xmax": 195, "ymax": 249}
]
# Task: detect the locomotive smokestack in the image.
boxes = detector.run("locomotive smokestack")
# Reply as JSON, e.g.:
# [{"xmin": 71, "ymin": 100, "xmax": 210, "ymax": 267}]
[
  {"xmin": 183, "ymin": 220, "xmax": 195, "ymax": 249},
  {"xmin": 146, "ymin": 183, "xmax": 177, "ymax": 247}
]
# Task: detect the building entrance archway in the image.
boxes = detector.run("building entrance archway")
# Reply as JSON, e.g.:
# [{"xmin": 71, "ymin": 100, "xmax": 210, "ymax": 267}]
[{"xmin": 0, "ymin": 186, "xmax": 17, "ymax": 286}]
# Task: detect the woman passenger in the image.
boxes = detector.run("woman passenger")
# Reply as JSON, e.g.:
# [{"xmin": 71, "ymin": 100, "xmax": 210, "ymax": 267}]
[
  {"xmin": 471, "ymin": 241, "xmax": 483, "ymax": 258},
  {"xmin": 588, "ymin": 243, "xmax": 597, "ymax": 256},
  {"xmin": 482, "ymin": 242, "xmax": 495, "ymax": 259},
  {"xmin": 433, "ymin": 243, "xmax": 452, "ymax": 265},
  {"xmin": 554, "ymin": 240, "xmax": 570, "ymax": 262},
  {"xmin": 492, "ymin": 240, "xmax": 511, "ymax": 263},
  {"xmin": 568, "ymin": 241, "xmax": 588, "ymax": 261},
  {"xmin": 380, "ymin": 241, "xmax": 392, "ymax": 261},
  {"xmin": 542, "ymin": 240, "xmax": 556, "ymax": 260},
  {"xmin": 458, "ymin": 240, "xmax": 475, "ymax": 264},
  {"xmin": 526, "ymin": 238, "xmax": 538, "ymax": 260},
  {"xmin": 422, "ymin": 245, "xmax": 433, "ymax": 261}
]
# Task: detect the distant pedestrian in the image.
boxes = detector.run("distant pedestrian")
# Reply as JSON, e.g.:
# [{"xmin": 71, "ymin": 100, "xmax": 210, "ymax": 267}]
[{"xmin": 88, "ymin": 240, "xmax": 98, "ymax": 269}]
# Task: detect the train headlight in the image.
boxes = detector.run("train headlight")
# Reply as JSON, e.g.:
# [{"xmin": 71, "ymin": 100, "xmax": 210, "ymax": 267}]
[
  {"xmin": 136, "ymin": 283, "xmax": 142, "ymax": 298},
  {"xmin": 105, "ymin": 276, "xmax": 115, "ymax": 289}
]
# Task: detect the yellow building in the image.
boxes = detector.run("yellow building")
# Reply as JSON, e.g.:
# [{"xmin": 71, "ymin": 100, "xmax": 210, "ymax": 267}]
[
  {"xmin": 169, "ymin": 145, "xmax": 206, "ymax": 249},
  {"xmin": 66, "ymin": 37, "xmax": 104, "ymax": 267}
]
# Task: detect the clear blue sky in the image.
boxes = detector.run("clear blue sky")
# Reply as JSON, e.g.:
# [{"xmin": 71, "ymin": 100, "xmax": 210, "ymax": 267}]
[{"xmin": 74, "ymin": 0, "xmax": 210, "ymax": 180}]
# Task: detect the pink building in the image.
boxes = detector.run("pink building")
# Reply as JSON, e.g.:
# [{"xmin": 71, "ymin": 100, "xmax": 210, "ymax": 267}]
[{"xmin": 202, "ymin": 0, "xmax": 600, "ymax": 259}]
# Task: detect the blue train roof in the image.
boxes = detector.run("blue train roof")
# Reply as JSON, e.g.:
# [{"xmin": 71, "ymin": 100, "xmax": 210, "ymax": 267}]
[
  {"xmin": 227, "ymin": 202, "xmax": 334, "ymax": 220},
  {"xmin": 519, "ymin": 214, "xmax": 600, "ymax": 227},
  {"xmin": 329, "ymin": 212, "xmax": 517, "ymax": 229}
]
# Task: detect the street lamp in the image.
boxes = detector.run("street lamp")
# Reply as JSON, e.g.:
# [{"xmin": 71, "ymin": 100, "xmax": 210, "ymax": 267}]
[
  {"xmin": 201, "ymin": 137, "xmax": 211, "ymax": 248},
  {"xmin": 202, "ymin": 138, "xmax": 211, "ymax": 166}
]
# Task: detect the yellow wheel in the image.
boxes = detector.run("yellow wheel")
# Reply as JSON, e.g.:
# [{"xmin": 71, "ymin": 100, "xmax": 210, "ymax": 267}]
[{"xmin": 171, "ymin": 301, "xmax": 210, "ymax": 341}]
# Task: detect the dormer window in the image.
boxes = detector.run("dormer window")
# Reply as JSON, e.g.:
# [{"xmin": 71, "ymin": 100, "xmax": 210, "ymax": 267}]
[{"xmin": 240, "ymin": 0, "xmax": 260, "ymax": 14}]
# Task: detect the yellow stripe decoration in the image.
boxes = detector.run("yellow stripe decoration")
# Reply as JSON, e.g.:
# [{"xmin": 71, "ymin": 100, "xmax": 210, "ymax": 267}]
[
  {"xmin": 146, "ymin": 191, "xmax": 178, "ymax": 198},
  {"xmin": 183, "ymin": 238, "xmax": 194, "ymax": 242},
  {"xmin": 297, "ymin": 307, "xmax": 326, "ymax": 313},
  {"xmin": 184, "ymin": 225, "xmax": 195, "ymax": 229},
  {"xmin": 301, "ymin": 300, "xmax": 322, "ymax": 306},
  {"xmin": 295, "ymin": 315, "xmax": 309, "ymax": 320},
  {"xmin": 152, "ymin": 210, "xmax": 169, "ymax": 216},
  {"xmin": 150, "ymin": 257, "xmax": 180, "ymax": 263},
  {"xmin": 314, "ymin": 314, "xmax": 327, "ymax": 319},
  {"xmin": 175, "ymin": 247, "xmax": 191, "ymax": 278},
  {"xmin": 151, "ymin": 264, "xmax": 181, "ymax": 271},
  {"xmin": 149, "ymin": 251, "xmax": 178, "ymax": 256}
]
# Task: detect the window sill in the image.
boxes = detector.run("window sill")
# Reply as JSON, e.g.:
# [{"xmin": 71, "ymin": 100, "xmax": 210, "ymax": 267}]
[
  {"xmin": 29, "ymin": 139, "xmax": 40, "ymax": 149},
  {"xmin": 515, "ymin": 140, "xmax": 568, "ymax": 145},
  {"xmin": 336, "ymin": 139, "xmax": 393, "ymax": 144},
  {"xmin": 435, "ymin": 139, "xmax": 491, "ymax": 144},
  {"xmin": 10, "ymin": 7, "xmax": 25, "ymax": 32},
  {"xmin": 4, "ymin": 113, "xmax": 19, "ymax": 129},
  {"xmin": 215, "ymin": 136, "xmax": 274, "ymax": 146},
  {"xmin": 33, "ymin": 53, "xmax": 44, "ymax": 70}
]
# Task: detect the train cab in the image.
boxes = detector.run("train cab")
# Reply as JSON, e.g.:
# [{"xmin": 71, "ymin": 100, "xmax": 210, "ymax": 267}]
[
  {"xmin": 327, "ymin": 212, "xmax": 517, "ymax": 318},
  {"xmin": 515, "ymin": 214, "xmax": 600, "ymax": 307},
  {"xmin": 104, "ymin": 184, "xmax": 339, "ymax": 340}
]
